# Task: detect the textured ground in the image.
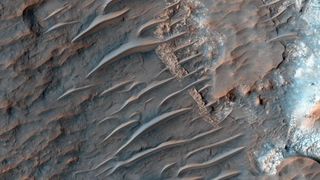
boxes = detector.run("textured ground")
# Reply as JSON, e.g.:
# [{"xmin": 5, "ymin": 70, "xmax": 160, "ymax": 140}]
[{"xmin": 0, "ymin": 0, "xmax": 319, "ymax": 179}]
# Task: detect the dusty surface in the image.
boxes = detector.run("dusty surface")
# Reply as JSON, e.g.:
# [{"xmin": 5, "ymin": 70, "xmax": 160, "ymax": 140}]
[
  {"xmin": 275, "ymin": 157, "xmax": 320, "ymax": 179},
  {"xmin": 0, "ymin": 0, "xmax": 319, "ymax": 179}
]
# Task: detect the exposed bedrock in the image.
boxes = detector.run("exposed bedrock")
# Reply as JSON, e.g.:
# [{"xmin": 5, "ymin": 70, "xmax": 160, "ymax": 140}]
[{"xmin": 0, "ymin": 0, "xmax": 317, "ymax": 179}]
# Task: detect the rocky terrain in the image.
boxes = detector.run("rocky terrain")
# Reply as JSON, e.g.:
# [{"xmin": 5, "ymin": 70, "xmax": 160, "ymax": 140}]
[{"xmin": 0, "ymin": 0, "xmax": 319, "ymax": 179}]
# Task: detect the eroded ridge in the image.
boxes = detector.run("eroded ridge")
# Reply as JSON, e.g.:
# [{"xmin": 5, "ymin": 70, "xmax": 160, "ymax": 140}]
[
  {"xmin": 0, "ymin": 0, "xmax": 296, "ymax": 179},
  {"xmin": 155, "ymin": 0, "xmax": 220, "ymax": 127}
]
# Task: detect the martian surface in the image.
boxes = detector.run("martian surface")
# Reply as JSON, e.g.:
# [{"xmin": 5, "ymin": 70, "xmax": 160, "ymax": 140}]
[{"xmin": 1, "ymin": 0, "xmax": 320, "ymax": 179}]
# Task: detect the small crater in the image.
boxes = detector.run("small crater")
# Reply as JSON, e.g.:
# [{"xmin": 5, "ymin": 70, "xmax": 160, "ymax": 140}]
[{"xmin": 22, "ymin": 5, "xmax": 41, "ymax": 36}]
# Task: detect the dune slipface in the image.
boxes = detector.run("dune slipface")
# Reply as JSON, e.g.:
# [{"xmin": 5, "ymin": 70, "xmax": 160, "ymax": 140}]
[{"xmin": 0, "ymin": 0, "xmax": 319, "ymax": 179}]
